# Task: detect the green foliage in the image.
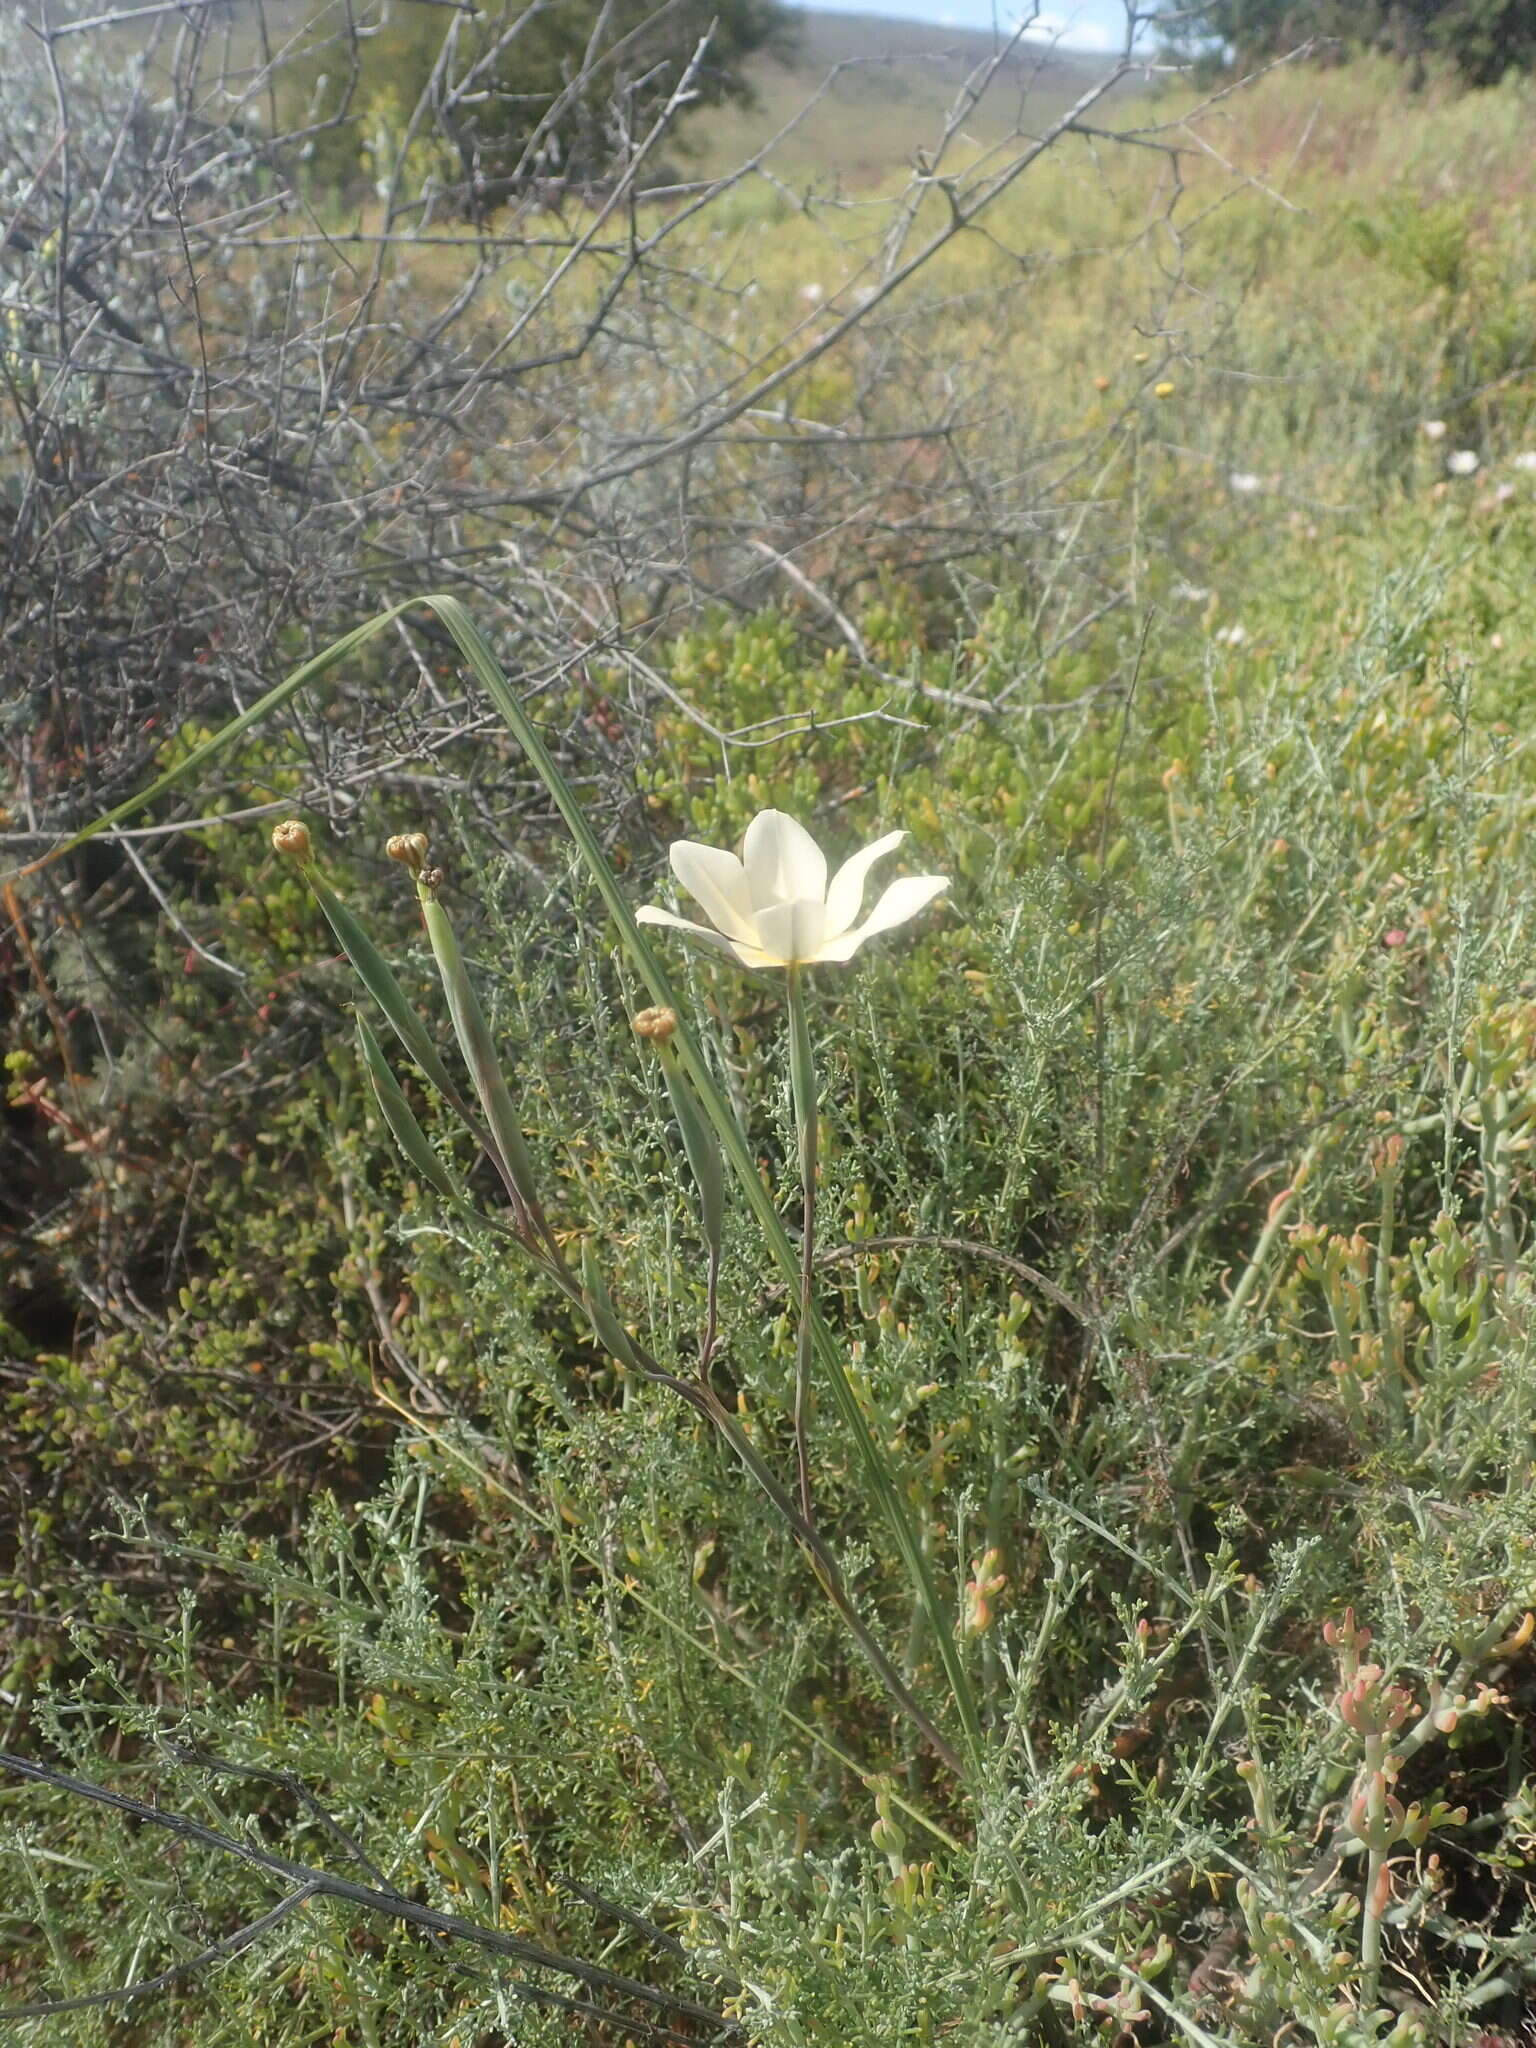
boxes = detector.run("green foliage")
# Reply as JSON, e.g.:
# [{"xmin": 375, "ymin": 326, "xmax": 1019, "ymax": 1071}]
[
  {"xmin": 287, "ymin": 0, "xmax": 790, "ymax": 202},
  {"xmin": 1157, "ymin": 0, "xmax": 1536, "ymax": 86},
  {"xmin": 1426, "ymin": 0, "xmax": 1536, "ymax": 80},
  {"xmin": 11, "ymin": 498, "xmax": 1536, "ymax": 2036}
]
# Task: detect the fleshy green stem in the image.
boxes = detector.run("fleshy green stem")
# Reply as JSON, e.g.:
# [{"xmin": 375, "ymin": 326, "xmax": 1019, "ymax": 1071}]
[
  {"xmin": 786, "ymin": 965, "xmax": 819, "ymax": 1526},
  {"xmin": 1359, "ymin": 1737, "xmax": 1389, "ymax": 2010}
]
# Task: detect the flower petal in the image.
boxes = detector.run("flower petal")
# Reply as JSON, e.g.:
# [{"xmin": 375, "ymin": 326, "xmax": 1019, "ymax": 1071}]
[
  {"xmin": 811, "ymin": 874, "xmax": 948, "ymax": 961},
  {"xmin": 823, "ymin": 829, "xmax": 905, "ymax": 938},
  {"xmin": 669, "ymin": 840, "xmax": 758, "ymax": 944},
  {"xmin": 753, "ymin": 897, "xmax": 826, "ymax": 966},
  {"xmin": 742, "ymin": 810, "xmax": 827, "ymax": 913},
  {"xmin": 635, "ymin": 906, "xmax": 742, "ymax": 958},
  {"xmin": 726, "ymin": 938, "xmax": 782, "ymax": 972}
]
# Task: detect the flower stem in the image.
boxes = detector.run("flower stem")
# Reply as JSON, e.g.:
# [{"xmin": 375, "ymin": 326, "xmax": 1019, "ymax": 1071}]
[
  {"xmin": 1359, "ymin": 1737, "xmax": 1389, "ymax": 2011},
  {"xmin": 697, "ymin": 1387, "xmax": 964, "ymax": 1776},
  {"xmin": 786, "ymin": 965, "xmax": 818, "ymax": 1527}
]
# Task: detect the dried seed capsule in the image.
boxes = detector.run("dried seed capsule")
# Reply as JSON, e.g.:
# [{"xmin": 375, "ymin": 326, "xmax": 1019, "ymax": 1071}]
[{"xmin": 271, "ymin": 818, "xmax": 312, "ymax": 861}]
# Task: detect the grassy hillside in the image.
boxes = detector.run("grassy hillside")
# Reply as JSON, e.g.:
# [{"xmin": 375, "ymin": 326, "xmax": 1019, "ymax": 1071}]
[{"xmin": 691, "ymin": 6, "xmax": 1118, "ymax": 178}]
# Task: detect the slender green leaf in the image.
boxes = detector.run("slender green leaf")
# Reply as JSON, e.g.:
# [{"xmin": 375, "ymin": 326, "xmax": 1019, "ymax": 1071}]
[
  {"xmin": 418, "ymin": 891, "xmax": 541, "ymax": 1215},
  {"xmin": 355, "ymin": 1013, "xmax": 464, "ymax": 1204},
  {"xmin": 8, "ymin": 599, "xmax": 421, "ymax": 878},
  {"xmin": 579, "ymin": 1239, "xmax": 643, "ymax": 1371},
  {"xmin": 306, "ymin": 868, "xmax": 468, "ymax": 1119},
  {"xmin": 658, "ymin": 1046, "xmax": 726, "ymax": 1254}
]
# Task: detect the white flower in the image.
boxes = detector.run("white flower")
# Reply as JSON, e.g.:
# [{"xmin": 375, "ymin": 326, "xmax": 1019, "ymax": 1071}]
[
  {"xmin": 1214, "ymin": 622, "xmax": 1248, "ymax": 647},
  {"xmin": 637, "ymin": 809, "xmax": 948, "ymax": 970},
  {"xmin": 1228, "ymin": 470, "xmax": 1262, "ymax": 495},
  {"xmin": 1421, "ymin": 419, "xmax": 1448, "ymax": 441},
  {"xmin": 1512, "ymin": 451, "xmax": 1536, "ymax": 473},
  {"xmin": 1447, "ymin": 449, "xmax": 1481, "ymax": 476}
]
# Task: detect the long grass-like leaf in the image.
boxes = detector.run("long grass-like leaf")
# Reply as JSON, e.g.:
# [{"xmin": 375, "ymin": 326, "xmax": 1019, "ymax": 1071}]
[
  {"xmin": 579, "ymin": 1239, "xmax": 644, "ymax": 1371},
  {"xmin": 307, "ymin": 868, "xmax": 469, "ymax": 1117},
  {"xmin": 6, "ymin": 600, "xmax": 421, "ymax": 881},
  {"xmin": 417, "ymin": 890, "xmax": 541, "ymax": 1216},
  {"xmin": 355, "ymin": 1013, "xmax": 464, "ymax": 1204},
  {"xmin": 657, "ymin": 1046, "xmax": 726, "ymax": 1255}
]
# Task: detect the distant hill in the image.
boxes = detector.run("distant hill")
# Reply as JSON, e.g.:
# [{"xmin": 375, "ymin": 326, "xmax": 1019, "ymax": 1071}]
[
  {"xmin": 79, "ymin": 0, "xmax": 1126, "ymax": 187},
  {"xmin": 690, "ymin": 6, "xmax": 1125, "ymax": 180},
  {"xmin": 776, "ymin": 5, "xmax": 1115, "ymax": 83}
]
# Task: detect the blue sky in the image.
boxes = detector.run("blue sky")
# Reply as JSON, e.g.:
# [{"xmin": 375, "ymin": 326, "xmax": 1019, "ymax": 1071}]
[{"xmin": 790, "ymin": 0, "xmax": 1143, "ymax": 54}]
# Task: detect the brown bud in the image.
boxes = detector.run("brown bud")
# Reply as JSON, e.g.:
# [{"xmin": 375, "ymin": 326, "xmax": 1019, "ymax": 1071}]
[
  {"xmin": 632, "ymin": 1005, "xmax": 678, "ymax": 1045},
  {"xmin": 271, "ymin": 819, "xmax": 312, "ymax": 862},
  {"xmin": 386, "ymin": 831, "xmax": 430, "ymax": 873}
]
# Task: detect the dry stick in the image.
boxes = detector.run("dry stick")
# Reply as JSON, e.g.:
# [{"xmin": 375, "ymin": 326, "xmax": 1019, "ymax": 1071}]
[
  {"xmin": 487, "ymin": 57, "xmax": 1138, "ymax": 509},
  {"xmin": 0, "ymin": 1750, "xmax": 739, "ymax": 2042},
  {"xmin": 43, "ymin": 0, "xmax": 474, "ymax": 32},
  {"xmin": 805, "ymin": 1233, "xmax": 1089, "ymax": 1326},
  {"xmin": 177, "ymin": 1735, "xmax": 698, "ymax": 1982},
  {"xmin": 0, "ymin": 1885, "xmax": 323, "ymax": 2020}
]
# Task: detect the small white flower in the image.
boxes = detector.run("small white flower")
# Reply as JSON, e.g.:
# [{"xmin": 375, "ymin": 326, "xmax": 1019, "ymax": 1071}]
[
  {"xmin": 1214, "ymin": 622, "xmax": 1248, "ymax": 647},
  {"xmin": 1447, "ymin": 449, "xmax": 1481, "ymax": 476},
  {"xmin": 1512, "ymin": 451, "xmax": 1536, "ymax": 473},
  {"xmin": 1421, "ymin": 419, "xmax": 1448, "ymax": 441},
  {"xmin": 799, "ymin": 282, "xmax": 824, "ymax": 305},
  {"xmin": 637, "ymin": 809, "xmax": 948, "ymax": 970},
  {"xmin": 1228, "ymin": 470, "xmax": 1262, "ymax": 495},
  {"xmin": 1172, "ymin": 580, "xmax": 1211, "ymax": 603}
]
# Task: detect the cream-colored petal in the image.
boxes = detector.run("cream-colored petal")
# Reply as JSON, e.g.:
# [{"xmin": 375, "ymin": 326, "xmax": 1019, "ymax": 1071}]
[
  {"xmin": 810, "ymin": 874, "xmax": 948, "ymax": 961},
  {"xmin": 742, "ymin": 809, "xmax": 827, "ymax": 913},
  {"xmin": 823, "ymin": 829, "xmax": 905, "ymax": 938},
  {"xmin": 753, "ymin": 897, "xmax": 826, "ymax": 966},
  {"xmin": 669, "ymin": 840, "xmax": 758, "ymax": 944},
  {"xmin": 635, "ymin": 905, "xmax": 742, "ymax": 958},
  {"xmin": 726, "ymin": 938, "xmax": 783, "ymax": 972}
]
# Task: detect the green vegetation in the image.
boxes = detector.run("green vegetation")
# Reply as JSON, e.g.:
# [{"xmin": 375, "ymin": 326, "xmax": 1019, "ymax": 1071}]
[
  {"xmin": 285, "ymin": 0, "xmax": 789, "ymax": 200},
  {"xmin": 7, "ymin": 46, "xmax": 1536, "ymax": 2048},
  {"xmin": 1157, "ymin": 0, "xmax": 1536, "ymax": 88}
]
